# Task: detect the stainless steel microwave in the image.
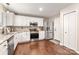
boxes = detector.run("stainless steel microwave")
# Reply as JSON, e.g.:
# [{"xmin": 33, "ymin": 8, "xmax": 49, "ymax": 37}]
[{"xmin": 30, "ymin": 22, "xmax": 38, "ymax": 26}]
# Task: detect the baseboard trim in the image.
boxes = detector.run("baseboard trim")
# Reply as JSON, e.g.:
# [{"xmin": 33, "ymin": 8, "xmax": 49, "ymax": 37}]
[
  {"xmin": 75, "ymin": 50, "xmax": 79, "ymax": 54},
  {"xmin": 60, "ymin": 44, "xmax": 79, "ymax": 54}
]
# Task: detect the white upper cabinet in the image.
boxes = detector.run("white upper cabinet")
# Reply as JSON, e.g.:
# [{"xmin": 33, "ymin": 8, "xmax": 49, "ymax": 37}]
[
  {"xmin": 2, "ymin": 12, "xmax": 7, "ymax": 26},
  {"xmin": 14, "ymin": 15, "xmax": 30, "ymax": 26},
  {"xmin": 2, "ymin": 12, "xmax": 15, "ymax": 26},
  {"xmin": 6, "ymin": 13, "xmax": 14, "ymax": 26},
  {"xmin": 14, "ymin": 15, "xmax": 22, "ymax": 26},
  {"xmin": 14, "ymin": 15, "xmax": 43, "ymax": 26},
  {"xmin": 26, "ymin": 17, "xmax": 30, "ymax": 26},
  {"xmin": 38, "ymin": 18, "xmax": 43, "ymax": 26},
  {"xmin": 0, "ymin": 12, "xmax": 3, "ymax": 26},
  {"xmin": 30, "ymin": 17, "xmax": 43, "ymax": 26}
]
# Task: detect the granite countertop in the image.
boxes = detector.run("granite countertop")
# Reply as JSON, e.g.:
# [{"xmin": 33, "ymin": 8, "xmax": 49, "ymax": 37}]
[
  {"xmin": 0, "ymin": 32, "xmax": 16, "ymax": 45},
  {"xmin": 0, "ymin": 31, "xmax": 45, "ymax": 45}
]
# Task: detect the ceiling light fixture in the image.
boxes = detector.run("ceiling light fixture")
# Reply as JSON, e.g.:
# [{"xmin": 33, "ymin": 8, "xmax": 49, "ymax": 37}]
[{"xmin": 39, "ymin": 7, "xmax": 43, "ymax": 12}]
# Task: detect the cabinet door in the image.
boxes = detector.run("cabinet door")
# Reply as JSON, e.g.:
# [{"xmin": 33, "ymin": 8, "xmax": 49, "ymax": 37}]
[
  {"xmin": 26, "ymin": 17, "xmax": 30, "ymax": 26},
  {"xmin": 39, "ymin": 31, "xmax": 45, "ymax": 40},
  {"xmin": 38, "ymin": 18, "xmax": 43, "ymax": 26},
  {"xmin": 21, "ymin": 16, "xmax": 27, "ymax": 26},
  {"xmin": 20, "ymin": 32, "xmax": 27, "ymax": 42},
  {"xmin": 0, "ymin": 41, "xmax": 8, "ymax": 55},
  {"xmin": 0, "ymin": 12, "xmax": 3, "ymax": 26},
  {"xmin": 6, "ymin": 13, "xmax": 14, "ymax": 26},
  {"xmin": 2, "ymin": 12, "xmax": 7, "ymax": 26},
  {"xmin": 14, "ymin": 15, "xmax": 30, "ymax": 26},
  {"xmin": 64, "ymin": 11, "xmax": 77, "ymax": 50},
  {"xmin": 14, "ymin": 15, "xmax": 23, "ymax": 26},
  {"xmin": 14, "ymin": 34, "xmax": 20, "ymax": 49},
  {"xmin": 20, "ymin": 32, "xmax": 30, "ymax": 42},
  {"xmin": 26, "ymin": 32, "xmax": 30, "ymax": 41},
  {"xmin": 8, "ymin": 36, "xmax": 14, "ymax": 55}
]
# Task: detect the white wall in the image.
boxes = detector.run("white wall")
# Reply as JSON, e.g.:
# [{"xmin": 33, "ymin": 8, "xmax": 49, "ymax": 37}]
[{"xmin": 54, "ymin": 16, "xmax": 61, "ymax": 41}]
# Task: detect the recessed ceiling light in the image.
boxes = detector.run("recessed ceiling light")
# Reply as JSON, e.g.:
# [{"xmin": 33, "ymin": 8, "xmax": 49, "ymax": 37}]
[{"xmin": 39, "ymin": 7, "xmax": 43, "ymax": 12}]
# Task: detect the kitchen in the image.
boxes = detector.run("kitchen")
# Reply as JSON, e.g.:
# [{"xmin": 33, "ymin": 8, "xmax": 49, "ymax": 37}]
[
  {"xmin": 0, "ymin": 11, "xmax": 46, "ymax": 55},
  {"xmin": 0, "ymin": 4, "xmax": 52, "ymax": 55},
  {"xmin": 0, "ymin": 3, "xmax": 79, "ymax": 55}
]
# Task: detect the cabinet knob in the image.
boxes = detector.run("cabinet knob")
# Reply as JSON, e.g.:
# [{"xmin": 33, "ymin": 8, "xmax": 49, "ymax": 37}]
[{"xmin": 65, "ymin": 32, "xmax": 67, "ymax": 34}]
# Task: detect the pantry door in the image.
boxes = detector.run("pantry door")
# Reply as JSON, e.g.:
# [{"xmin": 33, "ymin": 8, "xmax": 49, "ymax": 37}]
[{"xmin": 63, "ymin": 11, "xmax": 77, "ymax": 50}]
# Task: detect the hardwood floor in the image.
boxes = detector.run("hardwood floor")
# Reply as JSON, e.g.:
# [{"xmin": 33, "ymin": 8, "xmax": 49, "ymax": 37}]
[{"xmin": 14, "ymin": 40, "xmax": 78, "ymax": 55}]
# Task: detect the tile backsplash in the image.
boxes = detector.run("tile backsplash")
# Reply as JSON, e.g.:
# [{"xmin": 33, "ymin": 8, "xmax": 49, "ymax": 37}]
[{"xmin": 6, "ymin": 26, "xmax": 44, "ymax": 32}]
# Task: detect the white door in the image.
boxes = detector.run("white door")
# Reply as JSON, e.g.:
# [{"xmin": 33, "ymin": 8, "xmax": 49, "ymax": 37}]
[{"xmin": 63, "ymin": 11, "xmax": 77, "ymax": 50}]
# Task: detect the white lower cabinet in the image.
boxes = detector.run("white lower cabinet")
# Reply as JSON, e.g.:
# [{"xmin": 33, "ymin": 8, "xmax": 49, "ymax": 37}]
[
  {"xmin": 0, "ymin": 41, "xmax": 8, "ymax": 55},
  {"xmin": 39, "ymin": 31, "xmax": 45, "ymax": 40},
  {"xmin": 19, "ymin": 32, "xmax": 30, "ymax": 42},
  {"xmin": 14, "ymin": 33, "xmax": 20, "ymax": 49},
  {"xmin": 14, "ymin": 32, "xmax": 30, "ymax": 49}
]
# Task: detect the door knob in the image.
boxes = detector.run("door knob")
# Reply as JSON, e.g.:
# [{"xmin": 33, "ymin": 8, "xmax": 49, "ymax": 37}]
[{"xmin": 65, "ymin": 32, "xmax": 67, "ymax": 34}]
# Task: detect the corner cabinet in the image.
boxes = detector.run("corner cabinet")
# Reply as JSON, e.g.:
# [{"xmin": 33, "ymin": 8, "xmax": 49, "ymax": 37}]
[{"xmin": 14, "ymin": 32, "xmax": 30, "ymax": 49}]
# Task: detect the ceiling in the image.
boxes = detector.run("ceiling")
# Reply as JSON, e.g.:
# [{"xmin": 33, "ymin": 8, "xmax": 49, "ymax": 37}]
[{"xmin": 3, "ymin": 3, "xmax": 72, "ymax": 18}]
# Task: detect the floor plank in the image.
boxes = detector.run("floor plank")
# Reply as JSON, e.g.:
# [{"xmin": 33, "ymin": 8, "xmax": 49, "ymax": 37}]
[{"xmin": 14, "ymin": 40, "xmax": 78, "ymax": 55}]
